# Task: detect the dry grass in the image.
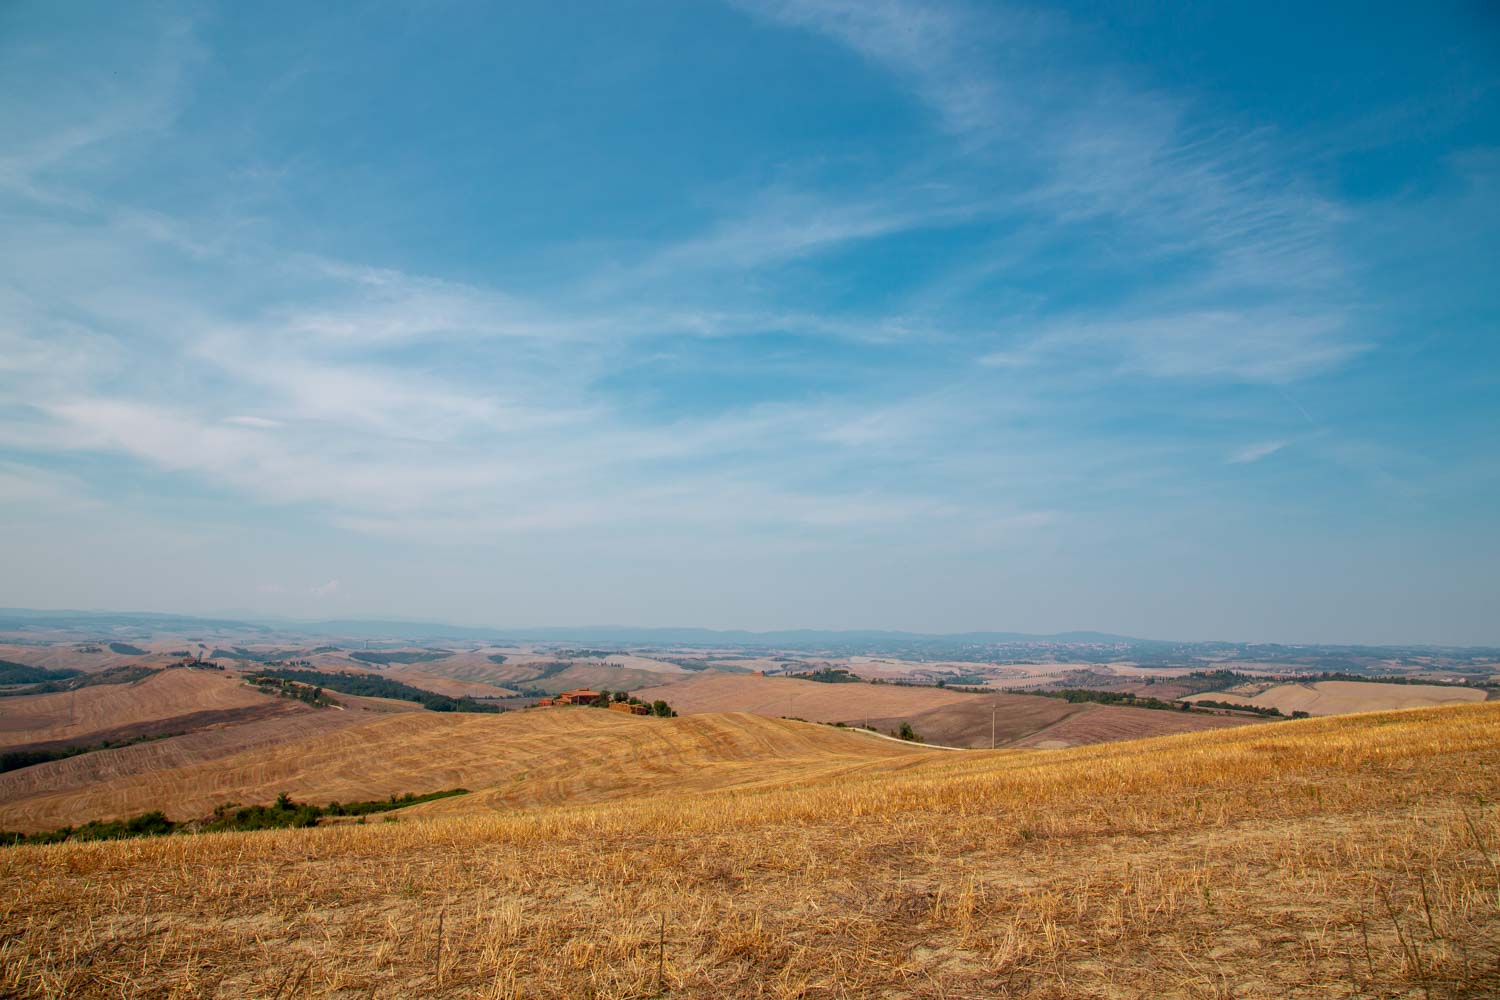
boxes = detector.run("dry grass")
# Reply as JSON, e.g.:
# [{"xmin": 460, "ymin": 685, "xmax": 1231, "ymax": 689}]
[
  {"xmin": 0, "ymin": 668, "xmax": 288, "ymax": 749},
  {"xmin": 2, "ymin": 702, "xmax": 1498, "ymax": 998},
  {"xmin": 400, "ymin": 652, "xmax": 685, "ymax": 694},
  {"xmin": 867, "ymin": 695, "xmax": 1253, "ymax": 749},
  {"xmin": 293, "ymin": 660, "xmax": 519, "ymax": 700},
  {"xmin": 1003, "ymin": 702, "xmax": 1252, "ymax": 748},
  {"xmin": 0, "ymin": 710, "xmax": 932, "ymax": 832},
  {"xmin": 1181, "ymin": 679, "xmax": 1488, "ymax": 716},
  {"xmin": 0, "ymin": 708, "xmax": 371, "ymax": 811},
  {"xmin": 633, "ymin": 671, "xmax": 975, "ymax": 721},
  {"xmin": 641, "ymin": 672, "xmax": 1254, "ymax": 749}
]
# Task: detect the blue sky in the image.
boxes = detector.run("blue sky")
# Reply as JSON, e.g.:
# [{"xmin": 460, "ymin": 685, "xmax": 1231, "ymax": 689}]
[{"xmin": 1, "ymin": 1, "xmax": 1497, "ymax": 643}]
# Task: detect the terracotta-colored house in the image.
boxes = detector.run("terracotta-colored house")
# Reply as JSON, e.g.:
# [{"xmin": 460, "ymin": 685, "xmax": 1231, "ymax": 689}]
[
  {"xmin": 610, "ymin": 701, "xmax": 651, "ymax": 715},
  {"xmin": 555, "ymin": 688, "xmax": 603, "ymax": 706}
]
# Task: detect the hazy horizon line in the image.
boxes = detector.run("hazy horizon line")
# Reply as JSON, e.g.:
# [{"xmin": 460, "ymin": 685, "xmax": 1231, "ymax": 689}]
[{"xmin": 2, "ymin": 606, "xmax": 1495, "ymax": 651}]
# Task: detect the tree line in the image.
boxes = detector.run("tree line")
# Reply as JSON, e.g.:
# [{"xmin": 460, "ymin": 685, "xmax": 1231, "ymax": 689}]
[
  {"xmin": 251, "ymin": 668, "xmax": 502, "ymax": 713},
  {"xmin": 1, "ymin": 731, "xmax": 185, "ymax": 774}
]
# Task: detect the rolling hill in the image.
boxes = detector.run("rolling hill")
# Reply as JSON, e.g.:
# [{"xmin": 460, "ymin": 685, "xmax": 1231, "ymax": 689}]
[
  {"xmin": 0, "ymin": 707, "xmax": 934, "ymax": 833},
  {"xmin": 632, "ymin": 671, "xmax": 974, "ymax": 721},
  {"xmin": 637, "ymin": 671, "xmax": 1259, "ymax": 748},
  {"xmin": 1180, "ymin": 678, "xmax": 1489, "ymax": 716},
  {"xmin": 1, "ymin": 702, "xmax": 1495, "ymax": 998},
  {"xmin": 363, "ymin": 650, "xmax": 686, "ymax": 695},
  {"xmin": 866, "ymin": 691, "xmax": 1254, "ymax": 748},
  {"xmin": 0, "ymin": 667, "xmax": 297, "ymax": 751}
]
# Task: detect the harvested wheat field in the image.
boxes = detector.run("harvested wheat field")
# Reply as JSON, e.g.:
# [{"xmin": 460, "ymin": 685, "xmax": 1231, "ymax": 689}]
[
  {"xmin": 278, "ymin": 661, "xmax": 518, "ymax": 700},
  {"xmin": 3, "ymin": 702, "xmax": 1498, "ymax": 998},
  {"xmin": 0, "ymin": 708, "xmax": 933, "ymax": 833},
  {"xmin": 644, "ymin": 675, "xmax": 1257, "ymax": 749},
  {"xmin": 0, "ymin": 668, "xmax": 292, "ymax": 750},
  {"xmin": 377, "ymin": 666, "xmax": 517, "ymax": 699},
  {"xmin": 1004, "ymin": 701, "xmax": 1254, "ymax": 748},
  {"xmin": 526, "ymin": 662, "xmax": 685, "ymax": 696},
  {"xmin": 0, "ymin": 643, "xmax": 173, "ymax": 675},
  {"xmin": 0, "ymin": 707, "xmax": 374, "ymax": 811},
  {"xmin": 404, "ymin": 653, "xmax": 682, "ymax": 695},
  {"xmin": 1181, "ymin": 679, "xmax": 1489, "ymax": 716},
  {"xmin": 868, "ymin": 693, "xmax": 1255, "ymax": 749},
  {"xmin": 633, "ymin": 670, "xmax": 974, "ymax": 721}
]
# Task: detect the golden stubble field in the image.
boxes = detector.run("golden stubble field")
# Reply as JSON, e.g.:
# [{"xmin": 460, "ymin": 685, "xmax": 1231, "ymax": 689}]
[
  {"xmin": 0, "ymin": 710, "xmax": 931, "ymax": 833},
  {"xmin": 632, "ymin": 671, "xmax": 981, "ymax": 721},
  {"xmin": 0, "ymin": 668, "xmax": 292, "ymax": 750},
  {"xmin": 2, "ymin": 702, "xmax": 1497, "ymax": 999},
  {"xmin": 1181, "ymin": 679, "xmax": 1488, "ymax": 716},
  {"xmin": 640, "ymin": 672, "xmax": 1259, "ymax": 749}
]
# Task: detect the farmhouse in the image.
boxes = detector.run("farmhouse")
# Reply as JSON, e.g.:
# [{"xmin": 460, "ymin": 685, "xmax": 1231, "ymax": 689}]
[
  {"xmin": 555, "ymin": 688, "xmax": 603, "ymax": 706},
  {"xmin": 611, "ymin": 701, "xmax": 651, "ymax": 715}
]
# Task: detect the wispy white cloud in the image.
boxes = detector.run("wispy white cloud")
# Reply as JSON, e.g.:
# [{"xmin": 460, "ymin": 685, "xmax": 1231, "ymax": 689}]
[
  {"xmin": 734, "ymin": 0, "xmax": 1363, "ymax": 383},
  {"xmin": 985, "ymin": 308, "xmax": 1367, "ymax": 383},
  {"xmin": 1229, "ymin": 440, "xmax": 1288, "ymax": 465},
  {"xmin": 732, "ymin": 0, "xmax": 1055, "ymax": 138},
  {"xmin": 0, "ymin": 11, "xmax": 204, "ymax": 200},
  {"xmin": 0, "ymin": 461, "xmax": 103, "ymax": 513},
  {"xmin": 0, "ymin": 0, "xmax": 1391, "ymax": 572}
]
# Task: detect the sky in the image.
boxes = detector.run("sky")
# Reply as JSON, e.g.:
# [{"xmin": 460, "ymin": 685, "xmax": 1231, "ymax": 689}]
[{"xmin": 1, "ymin": 1, "xmax": 1497, "ymax": 644}]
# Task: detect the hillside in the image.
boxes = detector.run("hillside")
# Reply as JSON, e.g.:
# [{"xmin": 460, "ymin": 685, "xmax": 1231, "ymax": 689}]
[
  {"xmin": 375, "ymin": 666, "xmax": 516, "ymax": 699},
  {"xmin": 0, "ymin": 667, "xmax": 295, "ymax": 750},
  {"xmin": 0, "ymin": 642, "xmax": 169, "ymax": 675},
  {"xmin": 633, "ymin": 670, "xmax": 974, "ymax": 721},
  {"xmin": 276, "ymin": 659, "xmax": 518, "ymax": 700},
  {"xmin": 1181, "ymin": 678, "xmax": 1489, "ymax": 716},
  {"xmin": 0, "ymin": 708, "xmax": 372, "ymax": 808},
  {"xmin": 1, "ymin": 702, "xmax": 1495, "ymax": 998},
  {"xmin": 521, "ymin": 661, "xmax": 681, "ymax": 696},
  {"xmin": 866, "ymin": 691, "xmax": 1254, "ymax": 748},
  {"xmin": 1004, "ymin": 701, "xmax": 1253, "ymax": 747},
  {"xmin": 368, "ymin": 650, "xmax": 687, "ymax": 696},
  {"xmin": 0, "ymin": 708, "xmax": 934, "ymax": 833},
  {"xmin": 638, "ymin": 672, "xmax": 1260, "ymax": 748}
]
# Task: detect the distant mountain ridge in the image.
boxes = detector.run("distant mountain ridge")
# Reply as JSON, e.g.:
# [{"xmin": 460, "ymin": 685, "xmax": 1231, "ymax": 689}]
[
  {"xmin": 0, "ymin": 609, "xmax": 1137, "ymax": 645},
  {"xmin": 2, "ymin": 608, "xmax": 1497, "ymax": 656}
]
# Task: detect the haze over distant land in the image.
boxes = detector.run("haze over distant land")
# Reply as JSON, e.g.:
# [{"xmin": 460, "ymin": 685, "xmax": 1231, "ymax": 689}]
[
  {"xmin": 3, "ymin": 609, "xmax": 1498, "ymax": 659},
  {"xmin": 1, "ymin": 3, "xmax": 1497, "ymax": 644}
]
